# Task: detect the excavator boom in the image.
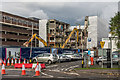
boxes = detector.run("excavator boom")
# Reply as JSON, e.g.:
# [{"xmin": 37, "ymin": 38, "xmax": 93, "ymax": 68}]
[
  {"xmin": 23, "ymin": 33, "xmax": 47, "ymax": 47},
  {"xmin": 61, "ymin": 28, "xmax": 79, "ymax": 48}
]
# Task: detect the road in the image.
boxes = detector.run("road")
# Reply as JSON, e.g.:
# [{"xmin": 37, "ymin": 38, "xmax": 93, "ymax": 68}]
[{"xmin": 2, "ymin": 60, "xmax": 120, "ymax": 80}]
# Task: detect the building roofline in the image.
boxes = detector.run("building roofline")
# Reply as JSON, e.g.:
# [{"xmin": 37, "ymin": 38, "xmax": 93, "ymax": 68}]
[{"xmin": 0, "ymin": 11, "xmax": 39, "ymax": 23}]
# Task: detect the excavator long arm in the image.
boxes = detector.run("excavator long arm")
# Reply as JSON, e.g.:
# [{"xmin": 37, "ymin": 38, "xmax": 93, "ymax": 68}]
[
  {"xmin": 23, "ymin": 33, "xmax": 47, "ymax": 47},
  {"xmin": 61, "ymin": 28, "xmax": 79, "ymax": 48},
  {"xmin": 36, "ymin": 36, "xmax": 47, "ymax": 47}
]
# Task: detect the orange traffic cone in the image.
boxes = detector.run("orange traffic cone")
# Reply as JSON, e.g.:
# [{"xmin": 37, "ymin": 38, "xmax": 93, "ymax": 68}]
[
  {"xmin": 24, "ymin": 58, "xmax": 26, "ymax": 64},
  {"xmin": 1, "ymin": 62, "xmax": 6, "ymax": 75},
  {"xmin": 35, "ymin": 62, "xmax": 40, "ymax": 76},
  {"xmin": 21, "ymin": 63, "xmax": 26, "ymax": 76},
  {"xmin": 18, "ymin": 58, "xmax": 20, "ymax": 64},
  {"xmin": 0, "ymin": 59, "xmax": 2, "ymax": 66},
  {"xmin": 11, "ymin": 58, "xmax": 14, "ymax": 66},
  {"xmin": 15, "ymin": 58, "xmax": 17, "ymax": 65},
  {"xmin": 4, "ymin": 59, "xmax": 6, "ymax": 66},
  {"xmin": 7, "ymin": 58, "xmax": 10, "ymax": 66}
]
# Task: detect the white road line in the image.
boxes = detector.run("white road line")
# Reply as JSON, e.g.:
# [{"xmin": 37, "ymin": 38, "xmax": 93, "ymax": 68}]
[
  {"xmin": 3, "ymin": 75, "xmax": 20, "ymax": 76},
  {"xmin": 46, "ymin": 65, "xmax": 58, "ymax": 68},
  {"xmin": 63, "ymin": 72, "xmax": 80, "ymax": 76},
  {"xmin": 41, "ymin": 72, "xmax": 54, "ymax": 78}
]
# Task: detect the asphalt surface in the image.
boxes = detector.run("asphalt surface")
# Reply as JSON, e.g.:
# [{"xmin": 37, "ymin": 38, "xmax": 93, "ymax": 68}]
[{"xmin": 1, "ymin": 60, "xmax": 120, "ymax": 80}]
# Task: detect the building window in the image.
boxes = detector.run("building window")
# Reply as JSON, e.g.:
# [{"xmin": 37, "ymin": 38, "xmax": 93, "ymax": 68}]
[{"xmin": 50, "ymin": 37, "xmax": 54, "ymax": 40}]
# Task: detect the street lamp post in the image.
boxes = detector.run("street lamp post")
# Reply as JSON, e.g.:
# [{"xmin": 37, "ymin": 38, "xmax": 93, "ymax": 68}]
[
  {"xmin": 29, "ymin": 23, "xmax": 33, "ymax": 62},
  {"xmin": 109, "ymin": 37, "xmax": 113, "ymax": 68}
]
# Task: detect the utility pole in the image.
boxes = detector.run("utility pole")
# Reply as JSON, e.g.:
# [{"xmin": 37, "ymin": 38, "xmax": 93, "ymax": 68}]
[
  {"xmin": 30, "ymin": 23, "xmax": 33, "ymax": 63},
  {"xmin": 109, "ymin": 37, "xmax": 113, "ymax": 68}
]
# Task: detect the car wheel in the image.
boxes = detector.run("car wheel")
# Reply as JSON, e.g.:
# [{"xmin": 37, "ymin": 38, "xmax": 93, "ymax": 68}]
[
  {"xmin": 33, "ymin": 59, "xmax": 37, "ymax": 63},
  {"xmin": 48, "ymin": 60, "xmax": 52, "ymax": 64},
  {"xmin": 98, "ymin": 62, "xmax": 102, "ymax": 65}
]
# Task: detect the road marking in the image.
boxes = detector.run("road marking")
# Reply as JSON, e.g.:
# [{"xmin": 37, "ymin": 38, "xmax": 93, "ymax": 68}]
[
  {"xmin": 3, "ymin": 75, "xmax": 20, "ymax": 76},
  {"xmin": 46, "ymin": 65, "xmax": 58, "ymax": 68},
  {"xmin": 41, "ymin": 72, "xmax": 54, "ymax": 78},
  {"xmin": 63, "ymin": 72, "xmax": 80, "ymax": 76}
]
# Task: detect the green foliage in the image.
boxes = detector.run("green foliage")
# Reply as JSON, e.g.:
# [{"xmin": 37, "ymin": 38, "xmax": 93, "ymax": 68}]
[{"xmin": 109, "ymin": 12, "xmax": 120, "ymax": 48}]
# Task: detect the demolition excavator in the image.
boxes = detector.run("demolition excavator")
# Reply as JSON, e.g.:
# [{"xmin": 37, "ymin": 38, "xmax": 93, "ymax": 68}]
[
  {"xmin": 23, "ymin": 16, "xmax": 89, "ymax": 48},
  {"xmin": 23, "ymin": 33, "xmax": 47, "ymax": 47}
]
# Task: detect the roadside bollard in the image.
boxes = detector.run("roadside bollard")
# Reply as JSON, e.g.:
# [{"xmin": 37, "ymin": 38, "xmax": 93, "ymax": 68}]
[{"xmin": 27, "ymin": 60, "xmax": 29, "ymax": 64}]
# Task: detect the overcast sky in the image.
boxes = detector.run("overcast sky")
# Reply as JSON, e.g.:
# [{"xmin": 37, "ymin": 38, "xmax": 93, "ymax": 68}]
[{"xmin": 1, "ymin": 1, "xmax": 119, "ymax": 25}]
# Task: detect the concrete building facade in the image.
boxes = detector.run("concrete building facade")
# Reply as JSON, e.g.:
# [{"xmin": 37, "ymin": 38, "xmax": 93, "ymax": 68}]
[
  {"xmin": 39, "ymin": 19, "xmax": 70, "ymax": 48},
  {"xmin": 87, "ymin": 16, "xmax": 109, "ymax": 48},
  {"xmin": 0, "ymin": 11, "xmax": 39, "ymax": 47}
]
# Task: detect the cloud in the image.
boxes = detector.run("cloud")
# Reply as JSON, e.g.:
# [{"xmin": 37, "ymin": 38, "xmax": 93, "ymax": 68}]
[
  {"xmin": 1, "ymin": 2, "xmax": 118, "ymax": 25},
  {"xmin": 29, "ymin": 10, "xmax": 49, "ymax": 19}
]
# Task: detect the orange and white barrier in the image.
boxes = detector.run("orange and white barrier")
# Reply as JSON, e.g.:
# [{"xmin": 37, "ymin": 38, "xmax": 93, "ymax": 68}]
[
  {"xmin": 1, "ymin": 62, "xmax": 6, "ymax": 75},
  {"xmin": 11, "ymin": 58, "xmax": 14, "ymax": 66},
  {"xmin": 21, "ymin": 63, "xmax": 26, "ymax": 76},
  {"xmin": 7, "ymin": 58, "xmax": 10, "ymax": 66}
]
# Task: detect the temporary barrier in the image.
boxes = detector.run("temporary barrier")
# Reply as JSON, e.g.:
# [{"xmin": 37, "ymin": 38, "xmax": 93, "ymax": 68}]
[
  {"xmin": 32, "ymin": 63, "xmax": 46, "ymax": 69},
  {"xmin": 21, "ymin": 63, "xmax": 26, "ymax": 76},
  {"xmin": 14, "ymin": 63, "xmax": 45, "ymax": 69},
  {"xmin": 1, "ymin": 63, "xmax": 6, "ymax": 75}
]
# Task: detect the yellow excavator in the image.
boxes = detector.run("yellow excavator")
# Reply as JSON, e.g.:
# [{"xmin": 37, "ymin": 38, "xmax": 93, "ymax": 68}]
[
  {"xmin": 61, "ymin": 28, "xmax": 79, "ymax": 48},
  {"xmin": 23, "ymin": 33, "xmax": 47, "ymax": 47},
  {"xmin": 61, "ymin": 16, "xmax": 89, "ymax": 48}
]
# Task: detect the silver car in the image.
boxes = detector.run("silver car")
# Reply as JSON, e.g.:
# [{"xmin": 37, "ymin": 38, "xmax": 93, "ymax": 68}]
[
  {"xmin": 57, "ymin": 54, "xmax": 71, "ymax": 63},
  {"xmin": 32, "ymin": 53, "xmax": 58, "ymax": 64}
]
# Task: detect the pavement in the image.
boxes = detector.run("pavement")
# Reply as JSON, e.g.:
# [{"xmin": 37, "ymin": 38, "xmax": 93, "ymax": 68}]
[{"xmin": 1, "ymin": 60, "xmax": 120, "ymax": 80}]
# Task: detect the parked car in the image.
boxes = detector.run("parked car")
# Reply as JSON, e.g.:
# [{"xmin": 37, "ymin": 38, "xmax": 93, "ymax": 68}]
[
  {"xmin": 63, "ymin": 52, "xmax": 81, "ymax": 60},
  {"xmin": 57, "ymin": 54, "xmax": 71, "ymax": 63},
  {"xmin": 32, "ymin": 53, "xmax": 58, "ymax": 64},
  {"xmin": 96, "ymin": 53, "xmax": 120, "ymax": 65},
  {"xmin": 73, "ymin": 53, "xmax": 82, "ymax": 60}
]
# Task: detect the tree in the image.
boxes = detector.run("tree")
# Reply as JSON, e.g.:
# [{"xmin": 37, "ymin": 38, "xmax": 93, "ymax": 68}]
[{"xmin": 109, "ymin": 12, "xmax": 120, "ymax": 48}]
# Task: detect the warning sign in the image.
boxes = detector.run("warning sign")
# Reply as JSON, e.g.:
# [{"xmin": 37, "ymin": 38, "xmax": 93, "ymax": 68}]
[{"xmin": 100, "ymin": 41, "xmax": 105, "ymax": 48}]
